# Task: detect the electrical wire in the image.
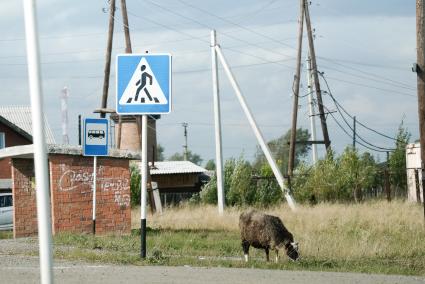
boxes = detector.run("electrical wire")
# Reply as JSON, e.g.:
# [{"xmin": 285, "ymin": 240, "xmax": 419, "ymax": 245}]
[
  {"xmin": 318, "ymin": 71, "xmax": 406, "ymax": 143},
  {"xmin": 176, "ymin": 0, "xmax": 297, "ymax": 50}
]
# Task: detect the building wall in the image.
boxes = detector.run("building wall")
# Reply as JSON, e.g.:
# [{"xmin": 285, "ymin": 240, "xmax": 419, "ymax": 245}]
[
  {"xmin": 152, "ymin": 173, "xmax": 198, "ymax": 190},
  {"xmin": 406, "ymin": 143, "xmax": 424, "ymax": 202},
  {"xmin": 49, "ymin": 155, "xmax": 131, "ymax": 235},
  {"xmin": 112, "ymin": 115, "xmax": 156, "ymax": 162},
  {"xmin": 0, "ymin": 123, "xmax": 31, "ymax": 179},
  {"xmin": 12, "ymin": 154, "xmax": 131, "ymax": 238},
  {"xmin": 11, "ymin": 159, "xmax": 37, "ymax": 238}
]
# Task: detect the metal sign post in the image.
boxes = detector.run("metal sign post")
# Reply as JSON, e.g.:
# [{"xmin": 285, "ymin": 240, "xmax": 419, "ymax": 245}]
[
  {"xmin": 83, "ymin": 118, "xmax": 109, "ymax": 234},
  {"xmin": 116, "ymin": 53, "xmax": 172, "ymax": 259},
  {"xmin": 92, "ymin": 156, "xmax": 97, "ymax": 234},
  {"xmin": 140, "ymin": 115, "xmax": 148, "ymax": 258},
  {"xmin": 23, "ymin": 0, "xmax": 54, "ymax": 283}
]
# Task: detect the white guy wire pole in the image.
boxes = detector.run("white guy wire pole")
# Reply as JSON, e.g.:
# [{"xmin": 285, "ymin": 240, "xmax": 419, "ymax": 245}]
[
  {"xmin": 23, "ymin": 0, "xmax": 54, "ymax": 283},
  {"xmin": 306, "ymin": 54, "xmax": 318, "ymax": 163},
  {"xmin": 60, "ymin": 87, "xmax": 69, "ymax": 145},
  {"xmin": 210, "ymin": 30, "xmax": 225, "ymax": 214},
  {"xmin": 92, "ymin": 156, "xmax": 97, "ymax": 234},
  {"xmin": 215, "ymin": 46, "xmax": 296, "ymax": 211},
  {"xmin": 140, "ymin": 115, "xmax": 148, "ymax": 258}
]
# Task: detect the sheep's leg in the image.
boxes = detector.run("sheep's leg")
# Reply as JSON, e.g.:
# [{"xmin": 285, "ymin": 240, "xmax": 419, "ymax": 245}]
[
  {"xmin": 275, "ymin": 249, "xmax": 279, "ymax": 263},
  {"xmin": 265, "ymin": 248, "xmax": 270, "ymax": 262},
  {"xmin": 242, "ymin": 241, "xmax": 250, "ymax": 262}
]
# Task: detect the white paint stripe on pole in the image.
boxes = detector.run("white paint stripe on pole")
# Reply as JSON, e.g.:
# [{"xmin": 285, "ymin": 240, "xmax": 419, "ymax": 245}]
[
  {"xmin": 23, "ymin": 0, "xmax": 54, "ymax": 283},
  {"xmin": 210, "ymin": 30, "xmax": 225, "ymax": 215},
  {"xmin": 92, "ymin": 156, "xmax": 97, "ymax": 221},
  {"xmin": 141, "ymin": 115, "xmax": 148, "ymax": 220},
  {"xmin": 215, "ymin": 46, "xmax": 296, "ymax": 211}
]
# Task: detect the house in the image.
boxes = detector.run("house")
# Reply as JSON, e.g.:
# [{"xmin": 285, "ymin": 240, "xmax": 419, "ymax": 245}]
[
  {"xmin": 149, "ymin": 161, "xmax": 209, "ymax": 206},
  {"xmin": 0, "ymin": 106, "xmax": 55, "ymax": 192}
]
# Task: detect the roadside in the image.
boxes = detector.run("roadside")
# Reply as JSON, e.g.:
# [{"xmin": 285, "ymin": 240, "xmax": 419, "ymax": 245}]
[
  {"xmin": 0, "ymin": 237, "xmax": 424, "ymax": 284},
  {"xmin": 0, "ymin": 253, "xmax": 424, "ymax": 284}
]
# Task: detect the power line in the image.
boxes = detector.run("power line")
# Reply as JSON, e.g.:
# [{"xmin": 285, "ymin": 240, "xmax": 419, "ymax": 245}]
[
  {"xmin": 317, "ymin": 73, "xmax": 397, "ymax": 151},
  {"xmin": 323, "ymin": 74, "xmax": 415, "ymax": 98},
  {"xmin": 319, "ymin": 57, "xmax": 413, "ymax": 89},
  {"xmin": 318, "ymin": 56, "xmax": 408, "ymax": 71},
  {"xmin": 176, "ymin": 0, "xmax": 297, "ymax": 50},
  {"xmin": 142, "ymin": 0, "xmax": 295, "ymax": 60},
  {"xmin": 319, "ymin": 72, "xmax": 405, "ymax": 143},
  {"xmin": 319, "ymin": 64, "xmax": 415, "ymax": 91}
]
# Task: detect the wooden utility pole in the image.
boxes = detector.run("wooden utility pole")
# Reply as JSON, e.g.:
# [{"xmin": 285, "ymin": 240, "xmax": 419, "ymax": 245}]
[
  {"xmin": 182, "ymin": 122, "xmax": 189, "ymax": 160},
  {"xmin": 385, "ymin": 152, "xmax": 391, "ymax": 202},
  {"xmin": 416, "ymin": 0, "xmax": 425, "ymax": 224},
  {"xmin": 304, "ymin": 0, "xmax": 331, "ymax": 150},
  {"xmin": 121, "ymin": 0, "xmax": 132, "ymax": 54},
  {"xmin": 288, "ymin": 0, "xmax": 305, "ymax": 177},
  {"xmin": 116, "ymin": 0, "xmax": 133, "ymax": 148},
  {"xmin": 100, "ymin": 0, "xmax": 116, "ymax": 119}
]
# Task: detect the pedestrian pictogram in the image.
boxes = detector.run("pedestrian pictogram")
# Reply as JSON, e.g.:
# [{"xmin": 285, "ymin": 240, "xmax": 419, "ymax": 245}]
[{"xmin": 116, "ymin": 54, "xmax": 172, "ymax": 114}]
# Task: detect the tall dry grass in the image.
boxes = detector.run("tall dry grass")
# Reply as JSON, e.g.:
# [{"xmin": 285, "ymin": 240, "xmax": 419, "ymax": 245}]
[{"xmin": 132, "ymin": 201, "xmax": 425, "ymax": 263}]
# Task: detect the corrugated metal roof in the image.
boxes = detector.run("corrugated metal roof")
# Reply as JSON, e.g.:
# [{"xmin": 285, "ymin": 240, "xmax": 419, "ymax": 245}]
[
  {"xmin": 0, "ymin": 106, "xmax": 56, "ymax": 144},
  {"xmin": 149, "ymin": 161, "xmax": 207, "ymax": 175}
]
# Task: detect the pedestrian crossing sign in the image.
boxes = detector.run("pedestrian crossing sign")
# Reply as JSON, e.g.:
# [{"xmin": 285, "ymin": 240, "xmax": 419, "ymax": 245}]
[{"xmin": 116, "ymin": 53, "xmax": 172, "ymax": 114}]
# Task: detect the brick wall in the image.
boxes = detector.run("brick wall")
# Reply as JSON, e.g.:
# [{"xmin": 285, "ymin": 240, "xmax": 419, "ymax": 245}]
[
  {"xmin": 11, "ymin": 159, "xmax": 37, "ymax": 238},
  {"xmin": 12, "ymin": 154, "xmax": 131, "ymax": 237},
  {"xmin": 49, "ymin": 155, "xmax": 131, "ymax": 235}
]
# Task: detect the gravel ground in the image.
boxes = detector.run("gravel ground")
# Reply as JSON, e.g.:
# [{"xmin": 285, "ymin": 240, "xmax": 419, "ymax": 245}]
[{"xmin": 0, "ymin": 238, "xmax": 424, "ymax": 284}]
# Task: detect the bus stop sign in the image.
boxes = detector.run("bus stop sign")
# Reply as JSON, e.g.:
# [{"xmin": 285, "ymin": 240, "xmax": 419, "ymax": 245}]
[{"xmin": 83, "ymin": 118, "xmax": 109, "ymax": 156}]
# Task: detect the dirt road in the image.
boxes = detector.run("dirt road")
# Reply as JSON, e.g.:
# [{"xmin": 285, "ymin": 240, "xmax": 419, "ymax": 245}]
[
  {"xmin": 0, "ymin": 254, "xmax": 423, "ymax": 284},
  {"xmin": 0, "ymin": 238, "xmax": 424, "ymax": 284}
]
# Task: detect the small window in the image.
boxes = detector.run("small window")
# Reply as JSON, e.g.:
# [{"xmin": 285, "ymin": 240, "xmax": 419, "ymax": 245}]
[
  {"xmin": 0, "ymin": 196, "xmax": 12, "ymax": 207},
  {"xmin": 0, "ymin": 132, "xmax": 5, "ymax": 149},
  {"xmin": 5, "ymin": 196, "xmax": 12, "ymax": 207}
]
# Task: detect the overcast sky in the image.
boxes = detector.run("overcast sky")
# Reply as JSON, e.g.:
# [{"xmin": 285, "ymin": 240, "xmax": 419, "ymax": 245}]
[{"xmin": 0, "ymin": 0, "xmax": 418, "ymax": 165}]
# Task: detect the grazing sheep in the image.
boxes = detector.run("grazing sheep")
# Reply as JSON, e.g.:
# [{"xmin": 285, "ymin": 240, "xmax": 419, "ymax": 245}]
[{"xmin": 239, "ymin": 210, "xmax": 299, "ymax": 262}]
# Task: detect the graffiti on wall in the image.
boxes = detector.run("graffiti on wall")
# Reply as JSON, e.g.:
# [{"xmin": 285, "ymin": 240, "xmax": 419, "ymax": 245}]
[{"xmin": 58, "ymin": 165, "xmax": 130, "ymax": 207}]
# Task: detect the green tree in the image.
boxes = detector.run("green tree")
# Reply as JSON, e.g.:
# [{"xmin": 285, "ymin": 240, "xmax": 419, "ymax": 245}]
[
  {"xmin": 253, "ymin": 128, "xmax": 310, "ymax": 174},
  {"xmin": 292, "ymin": 148, "xmax": 379, "ymax": 203},
  {"xmin": 388, "ymin": 121, "xmax": 411, "ymax": 196},
  {"xmin": 204, "ymin": 159, "xmax": 216, "ymax": 170},
  {"xmin": 156, "ymin": 144, "xmax": 165, "ymax": 161},
  {"xmin": 168, "ymin": 150, "xmax": 203, "ymax": 165},
  {"xmin": 200, "ymin": 157, "xmax": 282, "ymax": 207}
]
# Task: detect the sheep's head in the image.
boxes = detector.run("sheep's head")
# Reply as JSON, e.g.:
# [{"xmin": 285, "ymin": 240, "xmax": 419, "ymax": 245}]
[{"xmin": 285, "ymin": 241, "xmax": 299, "ymax": 261}]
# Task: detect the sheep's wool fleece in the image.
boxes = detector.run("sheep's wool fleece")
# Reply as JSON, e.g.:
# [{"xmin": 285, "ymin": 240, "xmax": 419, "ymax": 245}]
[{"xmin": 239, "ymin": 210, "xmax": 293, "ymax": 249}]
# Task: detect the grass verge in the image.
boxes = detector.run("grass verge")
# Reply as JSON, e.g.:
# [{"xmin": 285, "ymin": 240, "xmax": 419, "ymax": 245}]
[{"xmin": 50, "ymin": 201, "xmax": 425, "ymax": 276}]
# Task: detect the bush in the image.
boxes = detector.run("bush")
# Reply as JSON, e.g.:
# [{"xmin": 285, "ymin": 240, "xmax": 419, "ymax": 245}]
[
  {"xmin": 130, "ymin": 163, "xmax": 141, "ymax": 207},
  {"xmin": 292, "ymin": 148, "xmax": 379, "ymax": 203},
  {"xmin": 200, "ymin": 157, "xmax": 282, "ymax": 207}
]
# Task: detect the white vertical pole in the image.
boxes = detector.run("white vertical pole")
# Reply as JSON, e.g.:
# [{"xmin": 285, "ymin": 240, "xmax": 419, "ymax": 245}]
[
  {"xmin": 210, "ymin": 30, "xmax": 225, "ymax": 215},
  {"xmin": 140, "ymin": 114, "xmax": 148, "ymax": 258},
  {"xmin": 306, "ymin": 54, "xmax": 318, "ymax": 163},
  {"xmin": 215, "ymin": 46, "xmax": 296, "ymax": 211},
  {"xmin": 60, "ymin": 87, "xmax": 69, "ymax": 145},
  {"xmin": 92, "ymin": 156, "xmax": 97, "ymax": 234},
  {"xmin": 23, "ymin": 0, "xmax": 54, "ymax": 283}
]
